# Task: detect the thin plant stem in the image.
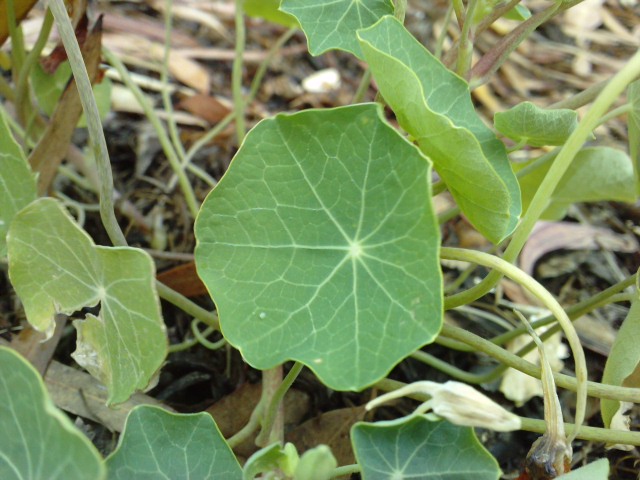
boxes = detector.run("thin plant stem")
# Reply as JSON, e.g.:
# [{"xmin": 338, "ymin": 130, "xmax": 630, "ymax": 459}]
[
  {"xmin": 440, "ymin": 247, "xmax": 587, "ymax": 437},
  {"xmin": 227, "ymin": 400, "xmax": 264, "ymax": 448},
  {"xmin": 456, "ymin": 0, "xmax": 478, "ymax": 78},
  {"xmin": 256, "ymin": 362, "xmax": 304, "ymax": 446},
  {"xmin": 49, "ymin": 0, "xmax": 127, "ymax": 247},
  {"xmin": 394, "ymin": 0, "xmax": 407, "ymax": 22},
  {"xmin": 445, "ymin": 49, "xmax": 640, "ymax": 310},
  {"xmin": 191, "ymin": 319, "xmax": 225, "ymax": 350},
  {"xmin": 248, "ymin": 27, "xmax": 297, "ymax": 103},
  {"xmin": 331, "ymin": 465, "xmax": 361, "ymax": 478},
  {"xmin": 352, "ymin": 69, "xmax": 372, "ymax": 104},
  {"xmin": 6, "ymin": 0, "xmax": 25, "ymax": 80},
  {"xmin": 103, "ymin": 48, "xmax": 200, "ymax": 217},
  {"xmin": 156, "ymin": 281, "xmax": 219, "ymax": 329},
  {"xmin": 434, "ymin": 2, "xmax": 454, "ymax": 60},
  {"xmin": 233, "ymin": 0, "xmax": 247, "ymax": 143},
  {"xmin": 161, "ymin": 0, "xmax": 187, "ymax": 160}
]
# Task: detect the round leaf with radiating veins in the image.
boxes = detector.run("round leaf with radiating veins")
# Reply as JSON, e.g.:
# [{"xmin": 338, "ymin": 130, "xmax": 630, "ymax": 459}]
[
  {"xmin": 195, "ymin": 104, "xmax": 442, "ymax": 391},
  {"xmin": 280, "ymin": 0, "xmax": 394, "ymax": 59}
]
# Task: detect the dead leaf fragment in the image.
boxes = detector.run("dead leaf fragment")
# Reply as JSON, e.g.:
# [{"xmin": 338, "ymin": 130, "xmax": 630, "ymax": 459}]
[{"xmin": 177, "ymin": 94, "xmax": 232, "ymax": 124}]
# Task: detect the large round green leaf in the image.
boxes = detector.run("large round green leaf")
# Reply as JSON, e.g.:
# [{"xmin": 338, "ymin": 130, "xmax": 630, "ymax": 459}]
[
  {"xmin": 195, "ymin": 104, "xmax": 442, "ymax": 390},
  {"xmin": 0, "ymin": 347, "xmax": 105, "ymax": 480},
  {"xmin": 106, "ymin": 406, "xmax": 241, "ymax": 479},
  {"xmin": 352, "ymin": 417, "xmax": 501, "ymax": 479}
]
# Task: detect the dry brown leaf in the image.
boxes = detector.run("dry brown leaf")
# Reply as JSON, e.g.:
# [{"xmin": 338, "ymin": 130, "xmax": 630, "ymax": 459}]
[
  {"xmin": 157, "ymin": 262, "xmax": 208, "ymax": 298},
  {"xmin": 177, "ymin": 94, "xmax": 232, "ymax": 124},
  {"xmin": 0, "ymin": 0, "xmax": 39, "ymax": 46},
  {"xmin": 519, "ymin": 221, "xmax": 639, "ymax": 276}
]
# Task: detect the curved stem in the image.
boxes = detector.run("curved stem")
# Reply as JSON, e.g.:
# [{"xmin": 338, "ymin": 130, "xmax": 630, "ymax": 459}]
[
  {"xmin": 331, "ymin": 464, "xmax": 361, "ymax": 478},
  {"xmin": 440, "ymin": 247, "xmax": 587, "ymax": 438},
  {"xmin": 50, "ymin": 1, "xmax": 127, "ymax": 247},
  {"xmin": 156, "ymin": 281, "xmax": 219, "ymax": 329}
]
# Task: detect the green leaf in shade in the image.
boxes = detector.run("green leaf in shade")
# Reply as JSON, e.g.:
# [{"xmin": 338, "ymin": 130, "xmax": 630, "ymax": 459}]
[
  {"xmin": 280, "ymin": 0, "xmax": 394, "ymax": 59},
  {"xmin": 195, "ymin": 103, "xmax": 442, "ymax": 391},
  {"xmin": 558, "ymin": 458, "xmax": 609, "ymax": 479},
  {"xmin": 0, "ymin": 110, "xmax": 36, "ymax": 257},
  {"xmin": 601, "ymin": 297, "xmax": 640, "ymax": 428},
  {"xmin": 7, "ymin": 198, "xmax": 167, "ymax": 404},
  {"xmin": 358, "ymin": 16, "xmax": 521, "ymax": 243},
  {"xmin": 244, "ymin": 0, "xmax": 298, "ymax": 27},
  {"xmin": 628, "ymin": 80, "xmax": 640, "ymax": 191},
  {"xmin": 0, "ymin": 347, "xmax": 105, "ymax": 480},
  {"xmin": 494, "ymin": 101, "xmax": 579, "ymax": 147},
  {"xmin": 106, "ymin": 405, "xmax": 241, "ymax": 480},
  {"xmin": 352, "ymin": 417, "xmax": 501, "ymax": 480},
  {"xmin": 518, "ymin": 146, "xmax": 636, "ymax": 220},
  {"xmin": 503, "ymin": 4, "xmax": 531, "ymax": 21}
]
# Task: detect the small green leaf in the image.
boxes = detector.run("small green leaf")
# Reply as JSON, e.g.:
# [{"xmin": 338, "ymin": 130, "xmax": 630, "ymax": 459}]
[
  {"xmin": 195, "ymin": 103, "xmax": 442, "ymax": 391},
  {"xmin": 244, "ymin": 0, "xmax": 298, "ymax": 27},
  {"xmin": 628, "ymin": 80, "xmax": 640, "ymax": 191},
  {"xmin": 243, "ymin": 443, "xmax": 299, "ymax": 480},
  {"xmin": 518, "ymin": 146, "xmax": 636, "ymax": 220},
  {"xmin": 558, "ymin": 458, "xmax": 609, "ymax": 479},
  {"xmin": 352, "ymin": 417, "xmax": 501, "ymax": 479},
  {"xmin": 358, "ymin": 16, "xmax": 521, "ymax": 243},
  {"xmin": 0, "ymin": 110, "xmax": 37, "ymax": 257},
  {"xmin": 503, "ymin": 4, "xmax": 531, "ymax": 21},
  {"xmin": 494, "ymin": 101, "xmax": 579, "ymax": 147},
  {"xmin": 294, "ymin": 445, "xmax": 337, "ymax": 480},
  {"xmin": 0, "ymin": 347, "xmax": 105, "ymax": 480},
  {"xmin": 7, "ymin": 198, "xmax": 167, "ymax": 404},
  {"xmin": 601, "ymin": 297, "xmax": 640, "ymax": 428},
  {"xmin": 106, "ymin": 406, "xmax": 242, "ymax": 479},
  {"xmin": 280, "ymin": 0, "xmax": 394, "ymax": 59}
]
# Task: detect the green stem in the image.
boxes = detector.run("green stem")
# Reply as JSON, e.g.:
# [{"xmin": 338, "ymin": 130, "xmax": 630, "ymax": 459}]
[
  {"xmin": 352, "ymin": 69, "xmax": 372, "ymax": 104},
  {"xmin": 233, "ymin": 0, "xmax": 247, "ymax": 143},
  {"xmin": 256, "ymin": 362, "xmax": 304, "ymax": 446},
  {"xmin": 50, "ymin": 0, "xmax": 127, "ymax": 247},
  {"xmin": 227, "ymin": 400, "xmax": 264, "ymax": 448},
  {"xmin": 161, "ymin": 0, "xmax": 187, "ymax": 160},
  {"xmin": 434, "ymin": 2, "xmax": 454, "ymax": 60},
  {"xmin": 456, "ymin": 0, "xmax": 478, "ymax": 78},
  {"xmin": 6, "ymin": 0, "xmax": 25, "ymax": 80},
  {"xmin": 156, "ymin": 281, "xmax": 219, "ymax": 329},
  {"xmin": 190, "ymin": 319, "xmax": 225, "ymax": 350},
  {"xmin": 440, "ymin": 247, "xmax": 587, "ymax": 437},
  {"xmin": 445, "ymin": 49, "xmax": 640, "ymax": 310},
  {"xmin": 519, "ymin": 416, "xmax": 640, "ymax": 447},
  {"xmin": 331, "ymin": 464, "xmax": 361, "ymax": 478},
  {"xmin": 394, "ymin": 0, "xmax": 407, "ymax": 22},
  {"xmin": 104, "ymin": 48, "xmax": 200, "ymax": 218}
]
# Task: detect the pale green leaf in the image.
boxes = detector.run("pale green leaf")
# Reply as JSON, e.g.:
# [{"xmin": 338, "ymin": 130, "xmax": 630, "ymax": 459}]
[
  {"xmin": 195, "ymin": 103, "xmax": 442, "ymax": 391},
  {"xmin": 503, "ymin": 4, "xmax": 531, "ymax": 21},
  {"xmin": 494, "ymin": 101, "xmax": 578, "ymax": 146},
  {"xmin": 0, "ymin": 110, "xmax": 36, "ymax": 257},
  {"xmin": 558, "ymin": 458, "xmax": 609, "ymax": 479},
  {"xmin": 518, "ymin": 146, "xmax": 636, "ymax": 220},
  {"xmin": 7, "ymin": 198, "xmax": 167, "ymax": 404},
  {"xmin": 294, "ymin": 445, "xmax": 337, "ymax": 480},
  {"xmin": 352, "ymin": 417, "xmax": 501, "ymax": 479},
  {"xmin": 628, "ymin": 80, "xmax": 640, "ymax": 191},
  {"xmin": 358, "ymin": 16, "xmax": 521, "ymax": 243},
  {"xmin": 106, "ymin": 406, "xmax": 241, "ymax": 479},
  {"xmin": 601, "ymin": 298, "xmax": 640, "ymax": 427},
  {"xmin": 243, "ymin": 443, "xmax": 298, "ymax": 480},
  {"xmin": 0, "ymin": 347, "xmax": 105, "ymax": 480},
  {"xmin": 244, "ymin": 0, "xmax": 298, "ymax": 27},
  {"xmin": 280, "ymin": 0, "xmax": 394, "ymax": 59}
]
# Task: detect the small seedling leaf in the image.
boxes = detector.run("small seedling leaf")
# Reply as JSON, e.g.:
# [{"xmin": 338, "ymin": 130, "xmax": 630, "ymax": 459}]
[
  {"xmin": 106, "ymin": 405, "xmax": 241, "ymax": 479},
  {"xmin": 519, "ymin": 146, "xmax": 636, "ymax": 220},
  {"xmin": 0, "ymin": 347, "xmax": 105, "ymax": 480},
  {"xmin": 0, "ymin": 110, "xmax": 36, "ymax": 257},
  {"xmin": 244, "ymin": 0, "xmax": 298, "ymax": 27},
  {"xmin": 601, "ymin": 297, "xmax": 640, "ymax": 429},
  {"xmin": 195, "ymin": 103, "xmax": 443, "ymax": 391},
  {"xmin": 494, "ymin": 101, "xmax": 579, "ymax": 147},
  {"xmin": 352, "ymin": 417, "xmax": 501, "ymax": 479},
  {"xmin": 358, "ymin": 16, "xmax": 521, "ymax": 243},
  {"xmin": 243, "ymin": 443, "xmax": 299, "ymax": 480},
  {"xmin": 557, "ymin": 458, "xmax": 609, "ymax": 479},
  {"xmin": 280, "ymin": 0, "xmax": 394, "ymax": 59},
  {"xmin": 7, "ymin": 198, "xmax": 167, "ymax": 404}
]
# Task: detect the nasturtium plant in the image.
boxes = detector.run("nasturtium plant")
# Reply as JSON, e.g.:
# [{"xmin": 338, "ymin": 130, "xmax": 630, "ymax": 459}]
[
  {"xmin": 244, "ymin": 0, "xmax": 298, "ymax": 27},
  {"xmin": 494, "ymin": 101, "xmax": 579, "ymax": 147},
  {"xmin": 280, "ymin": 0, "xmax": 394, "ymax": 59},
  {"xmin": 358, "ymin": 16, "xmax": 521, "ymax": 243},
  {"xmin": 195, "ymin": 103, "xmax": 443, "ymax": 391},
  {"xmin": 106, "ymin": 406, "xmax": 242, "ymax": 480},
  {"xmin": 557, "ymin": 458, "xmax": 609, "ymax": 479},
  {"xmin": 628, "ymin": 80, "xmax": 640, "ymax": 190},
  {"xmin": 0, "ymin": 347, "xmax": 105, "ymax": 480},
  {"xmin": 351, "ymin": 416, "xmax": 502, "ymax": 479},
  {"xmin": 0, "ymin": 110, "xmax": 36, "ymax": 257},
  {"xmin": 7, "ymin": 198, "xmax": 167, "ymax": 404}
]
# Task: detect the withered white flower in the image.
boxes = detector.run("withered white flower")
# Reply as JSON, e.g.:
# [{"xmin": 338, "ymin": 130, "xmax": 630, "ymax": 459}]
[{"xmin": 367, "ymin": 380, "xmax": 521, "ymax": 432}]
